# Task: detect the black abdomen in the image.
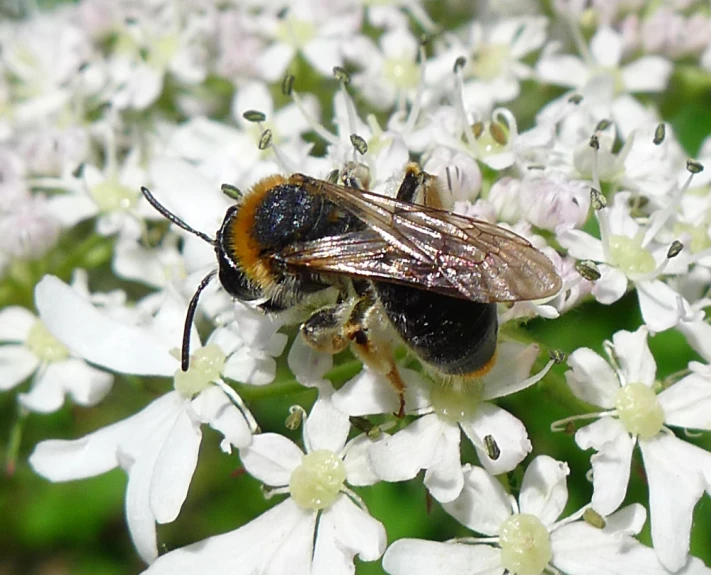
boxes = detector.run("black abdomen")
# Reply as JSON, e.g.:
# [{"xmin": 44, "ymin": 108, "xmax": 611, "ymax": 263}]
[{"xmin": 374, "ymin": 282, "xmax": 498, "ymax": 376}]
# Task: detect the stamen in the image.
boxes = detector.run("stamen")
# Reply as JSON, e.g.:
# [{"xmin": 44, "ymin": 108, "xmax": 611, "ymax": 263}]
[
  {"xmin": 213, "ymin": 379, "xmax": 260, "ymax": 434},
  {"xmin": 404, "ymin": 39, "xmax": 427, "ymax": 133},
  {"xmin": 285, "ymin": 405, "xmax": 306, "ymax": 430},
  {"xmin": 550, "ymin": 411, "xmax": 613, "ymax": 433},
  {"xmin": 291, "ymin": 89, "xmax": 339, "ymax": 145},
  {"xmin": 453, "ymin": 59, "xmax": 477, "ymax": 149},
  {"xmin": 576, "ymin": 260, "xmax": 601, "ymax": 281},
  {"xmin": 643, "ymin": 163, "xmax": 699, "ymax": 246},
  {"xmin": 653, "ymin": 123, "xmax": 666, "ymax": 145}
]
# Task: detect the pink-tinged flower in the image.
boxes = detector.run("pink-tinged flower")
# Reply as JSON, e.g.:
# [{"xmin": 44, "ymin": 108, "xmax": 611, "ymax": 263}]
[
  {"xmin": 330, "ymin": 342, "xmax": 552, "ymax": 502},
  {"xmin": 384, "ymin": 456, "xmax": 709, "ymax": 575},
  {"xmin": 29, "ymin": 275, "xmax": 256, "ymax": 564},
  {"xmin": 564, "ymin": 326, "xmax": 711, "ymax": 572},
  {"xmin": 141, "ymin": 396, "xmax": 386, "ymax": 575},
  {"xmin": 0, "ymin": 193, "xmax": 61, "ymax": 261}
]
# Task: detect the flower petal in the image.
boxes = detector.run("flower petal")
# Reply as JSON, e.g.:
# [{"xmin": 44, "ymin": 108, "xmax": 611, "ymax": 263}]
[
  {"xmin": 142, "ymin": 499, "xmax": 315, "ymax": 574},
  {"xmin": 575, "ymin": 418, "xmax": 633, "ymax": 516},
  {"xmin": 333, "ymin": 367, "xmax": 430, "ymax": 416},
  {"xmin": 519, "ymin": 455, "xmax": 569, "ymax": 526},
  {"xmin": 0, "ymin": 345, "xmax": 39, "ymax": 391},
  {"xmin": 481, "ymin": 342, "xmax": 539, "ymax": 400},
  {"xmin": 312, "ymin": 495, "xmax": 386, "ymax": 575},
  {"xmin": 343, "ymin": 435, "xmax": 383, "ymax": 486},
  {"xmin": 149, "ymin": 408, "xmax": 202, "ymax": 524},
  {"xmin": 592, "ymin": 266, "xmax": 628, "ymax": 305},
  {"xmin": 622, "ymin": 56, "xmax": 672, "ymax": 93},
  {"xmin": 460, "ymin": 403, "xmax": 531, "ymax": 475},
  {"xmin": 383, "ymin": 539, "xmax": 503, "ymax": 575},
  {"xmin": 0, "ymin": 306, "xmax": 36, "ymax": 341},
  {"xmin": 192, "ymin": 385, "xmax": 252, "ymax": 449},
  {"xmin": 304, "ymin": 393, "xmax": 350, "ymax": 454},
  {"xmin": 368, "ymin": 414, "xmax": 452, "ymax": 482},
  {"xmin": 29, "ymin": 393, "xmax": 183, "ymax": 481},
  {"xmin": 19, "ymin": 358, "xmax": 113, "ymax": 413},
  {"xmin": 287, "ymin": 335, "xmax": 333, "ymax": 389},
  {"xmin": 35, "ymin": 275, "xmax": 176, "ymax": 376},
  {"xmin": 590, "ymin": 27, "xmax": 622, "ymax": 68},
  {"xmin": 612, "ymin": 327, "xmax": 655, "ymax": 386},
  {"xmin": 565, "ymin": 348, "xmax": 619, "ymax": 408},
  {"xmin": 640, "ymin": 435, "xmax": 711, "ymax": 572},
  {"xmin": 442, "ymin": 464, "xmax": 512, "ymax": 535},
  {"xmin": 557, "ymin": 229, "xmax": 605, "ymax": 261},
  {"xmin": 658, "ymin": 373, "xmax": 711, "ymax": 431},
  {"xmin": 552, "ymin": 520, "xmax": 673, "ymax": 575},
  {"xmin": 637, "ymin": 280, "xmax": 682, "ymax": 333},
  {"xmin": 239, "ymin": 433, "xmax": 303, "ymax": 486},
  {"xmin": 423, "ymin": 425, "xmax": 465, "ymax": 503}
]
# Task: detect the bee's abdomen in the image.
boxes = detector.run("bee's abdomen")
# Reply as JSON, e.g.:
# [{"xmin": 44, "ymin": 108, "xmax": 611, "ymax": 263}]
[{"xmin": 374, "ymin": 282, "xmax": 498, "ymax": 377}]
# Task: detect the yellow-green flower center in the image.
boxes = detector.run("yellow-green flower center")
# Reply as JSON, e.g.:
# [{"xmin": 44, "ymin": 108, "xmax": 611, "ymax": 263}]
[
  {"xmin": 383, "ymin": 57, "xmax": 420, "ymax": 90},
  {"xmin": 278, "ymin": 17, "xmax": 315, "ymax": 48},
  {"xmin": 429, "ymin": 379, "xmax": 483, "ymax": 423},
  {"xmin": 90, "ymin": 177, "xmax": 139, "ymax": 213},
  {"xmin": 607, "ymin": 234, "xmax": 656, "ymax": 276},
  {"xmin": 173, "ymin": 344, "xmax": 225, "ymax": 397},
  {"xmin": 289, "ymin": 449, "xmax": 346, "ymax": 510},
  {"xmin": 149, "ymin": 34, "xmax": 179, "ymax": 68},
  {"xmin": 26, "ymin": 320, "xmax": 69, "ymax": 362},
  {"xmin": 470, "ymin": 44, "xmax": 510, "ymax": 81},
  {"xmin": 673, "ymin": 222, "xmax": 710, "ymax": 254},
  {"xmin": 499, "ymin": 513, "xmax": 553, "ymax": 575},
  {"xmin": 615, "ymin": 382, "xmax": 664, "ymax": 439}
]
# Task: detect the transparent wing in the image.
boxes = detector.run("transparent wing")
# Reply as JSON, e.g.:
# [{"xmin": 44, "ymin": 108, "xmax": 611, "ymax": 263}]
[{"xmin": 270, "ymin": 174, "xmax": 562, "ymax": 303}]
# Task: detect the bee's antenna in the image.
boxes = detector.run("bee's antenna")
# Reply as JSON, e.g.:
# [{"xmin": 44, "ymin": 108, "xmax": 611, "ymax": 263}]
[
  {"xmin": 141, "ymin": 186, "xmax": 216, "ymax": 246},
  {"xmin": 182, "ymin": 270, "xmax": 217, "ymax": 371}
]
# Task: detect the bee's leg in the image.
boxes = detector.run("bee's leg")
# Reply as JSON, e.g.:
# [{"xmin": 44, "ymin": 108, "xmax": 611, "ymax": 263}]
[
  {"xmin": 396, "ymin": 162, "xmax": 447, "ymax": 208},
  {"xmin": 300, "ymin": 302, "xmax": 351, "ymax": 354},
  {"xmin": 344, "ymin": 293, "xmax": 408, "ymax": 418}
]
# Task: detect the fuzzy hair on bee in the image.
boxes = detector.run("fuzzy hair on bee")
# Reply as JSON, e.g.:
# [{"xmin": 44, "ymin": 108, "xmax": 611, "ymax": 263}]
[{"xmin": 141, "ymin": 162, "xmax": 561, "ymax": 415}]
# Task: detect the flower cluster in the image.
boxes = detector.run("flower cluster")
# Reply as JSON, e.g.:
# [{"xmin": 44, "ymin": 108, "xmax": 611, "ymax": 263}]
[{"xmin": 1, "ymin": 0, "xmax": 711, "ymax": 574}]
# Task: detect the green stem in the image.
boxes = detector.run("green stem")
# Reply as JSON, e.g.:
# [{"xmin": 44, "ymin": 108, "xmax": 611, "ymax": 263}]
[
  {"xmin": 5, "ymin": 407, "xmax": 26, "ymax": 477},
  {"xmin": 229, "ymin": 359, "xmax": 364, "ymax": 402}
]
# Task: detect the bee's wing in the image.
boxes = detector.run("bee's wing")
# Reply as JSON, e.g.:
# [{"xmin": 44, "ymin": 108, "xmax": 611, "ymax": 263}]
[{"xmin": 273, "ymin": 175, "xmax": 562, "ymax": 303}]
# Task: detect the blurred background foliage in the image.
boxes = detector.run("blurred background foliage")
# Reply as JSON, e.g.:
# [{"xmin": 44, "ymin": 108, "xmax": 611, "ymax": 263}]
[{"xmin": 1, "ymin": 0, "xmax": 711, "ymax": 574}]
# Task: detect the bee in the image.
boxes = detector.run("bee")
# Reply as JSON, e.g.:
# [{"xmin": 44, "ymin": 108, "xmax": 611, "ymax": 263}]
[{"xmin": 141, "ymin": 163, "xmax": 561, "ymax": 415}]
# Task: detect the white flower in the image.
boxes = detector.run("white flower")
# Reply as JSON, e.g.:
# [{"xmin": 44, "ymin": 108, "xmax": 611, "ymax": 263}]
[
  {"xmin": 564, "ymin": 326, "xmax": 711, "ymax": 571},
  {"xmin": 102, "ymin": 4, "xmax": 214, "ymax": 111},
  {"xmin": 345, "ymin": 26, "xmax": 421, "ymax": 111},
  {"xmin": 29, "ymin": 275, "xmax": 256, "ymax": 564},
  {"xmin": 141, "ymin": 396, "xmax": 386, "ymax": 574},
  {"xmin": 41, "ymin": 123, "xmax": 153, "ymax": 239},
  {"xmin": 0, "ymin": 301, "xmax": 112, "ymax": 412},
  {"xmin": 383, "ymin": 455, "xmax": 710, "ymax": 575},
  {"xmin": 558, "ymin": 192, "xmax": 684, "ymax": 332},
  {"xmin": 536, "ymin": 26, "xmax": 673, "ymax": 136},
  {"xmin": 430, "ymin": 16, "xmax": 548, "ymax": 114},
  {"xmin": 332, "ymin": 342, "xmax": 551, "ymax": 502},
  {"xmin": 256, "ymin": 0, "xmax": 362, "ymax": 81}
]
